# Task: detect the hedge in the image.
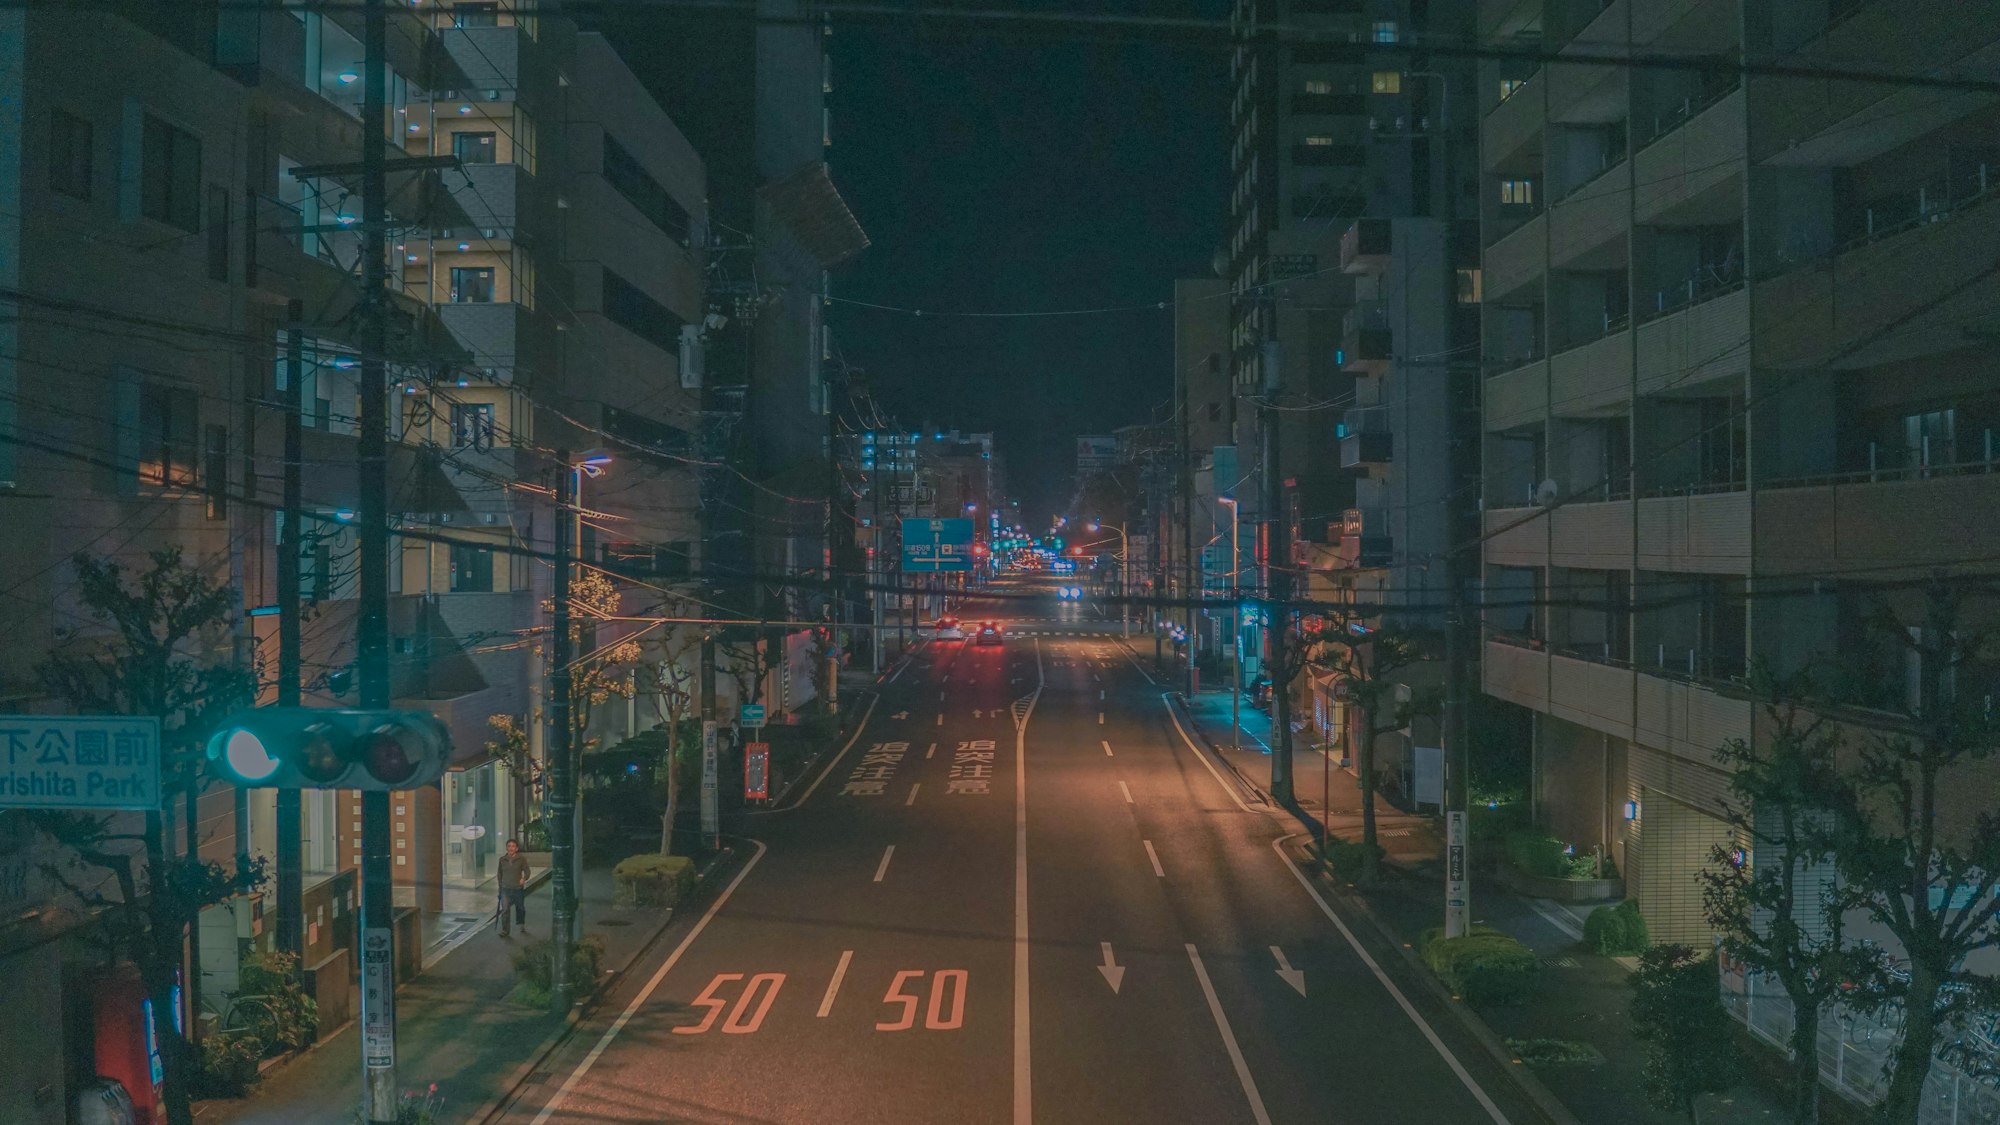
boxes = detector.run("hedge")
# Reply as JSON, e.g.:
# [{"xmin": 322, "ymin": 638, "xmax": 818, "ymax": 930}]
[
  {"xmin": 1502, "ymin": 829, "xmax": 1570, "ymax": 879},
  {"xmin": 510, "ymin": 934, "xmax": 608, "ymax": 1007},
  {"xmin": 613, "ymin": 853, "xmax": 697, "ymax": 908},
  {"xmin": 1420, "ymin": 925, "xmax": 1539, "ymax": 1008},
  {"xmin": 1584, "ymin": 900, "xmax": 1650, "ymax": 956},
  {"xmin": 1319, "ymin": 837, "xmax": 1383, "ymax": 883}
]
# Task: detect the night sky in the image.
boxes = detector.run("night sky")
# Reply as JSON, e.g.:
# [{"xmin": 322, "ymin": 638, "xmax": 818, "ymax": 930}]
[{"xmin": 825, "ymin": 5, "xmax": 1231, "ymax": 516}]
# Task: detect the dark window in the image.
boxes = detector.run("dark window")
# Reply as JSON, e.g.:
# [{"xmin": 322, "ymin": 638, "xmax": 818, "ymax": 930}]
[
  {"xmin": 204, "ymin": 424, "xmax": 228, "ymax": 519},
  {"xmin": 601, "ymin": 269, "xmax": 686, "ymax": 352},
  {"xmin": 1292, "ymin": 93, "xmax": 1367, "ymax": 116},
  {"xmin": 450, "ymin": 402, "xmax": 495, "ymax": 448},
  {"xmin": 449, "ymin": 542, "xmax": 493, "ymax": 592},
  {"xmin": 141, "ymin": 115, "xmax": 201, "ymax": 231},
  {"xmin": 449, "ymin": 266, "xmax": 494, "ymax": 303},
  {"xmin": 453, "ymin": 131, "xmax": 496, "ymax": 164},
  {"xmin": 138, "ymin": 383, "xmax": 199, "ymax": 487},
  {"xmin": 1293, "ymin": 143, "xmax": 1367, "ymax": 167},
  {"xmin": 206, "ymin": 185, "xmax": 230, "ymax": 281},
  {"xmin": 602, "ymin": 135, "xmax": 691, "ymax": 244},
  {"xmin": 451, "ymin": 2, "xmax": 499, "ymax": 27},
  {"xmin": 49, "ymin": 109, "xmax": 92, "ymax": 199}
]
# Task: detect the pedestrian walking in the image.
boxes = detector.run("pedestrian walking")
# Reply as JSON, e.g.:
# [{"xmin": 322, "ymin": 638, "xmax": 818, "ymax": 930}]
[{"xmin": 497, "ymin": 838, "xmax": 530, "ymax": 937}]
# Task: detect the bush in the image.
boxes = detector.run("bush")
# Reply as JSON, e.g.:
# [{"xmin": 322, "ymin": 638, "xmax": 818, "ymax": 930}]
[
  {"xmin": 509, "ymin": 934, "xmax": 607, "ymax": 1007},
  {"xmin": 190, "ymin": 1032, "xmax": 265, "ymax": 1099},
  {"xmin": 1318, "ymin": 837, "xmax": 1382, "ymax": 883},
  {"xmin": 1584, "ymin": 900, "xmax": 1651, "ymax": 956},
  {"xmin": 612, "ymin": 853, "xmax": 696, "ymax": 907},
  {"xmin": 1421, "ymin": 925, "xmax": 1539, "ymax": 1008},
  {"xmin": 234, "ymin": 950, "xmax": 318, "ymax": 1054},
  {"xmin": 1503, "ymin": 829, "xmax": 1570, "ymax": 878},
  {"xmin": 1469, "ymin": 801, "xmax": 1529, "ymax": 845},
  {"xmin": 519, "ymin": 818, "xmax": 551, "ymax": 851},
  {"xmin": 1506, "ymin": 1038, "xmax": 1604, "ymax": 1067}
]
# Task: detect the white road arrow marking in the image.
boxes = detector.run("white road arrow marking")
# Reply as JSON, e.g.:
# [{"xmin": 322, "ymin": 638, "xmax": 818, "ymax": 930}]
[
  {"xmin": 973, "ymin": 708, "xmax": 984, "ymax": 718},
  {"xmin": 890, "ymin": 710, "xmax": 910, "ymax": 720},
  {"xmin": 1097, "ymin": 942, "xmax": 1126, "ymax": 993},
  {"xmin": 1271, "ymin": 946, "xmax": 1306, "ymax": 996}
]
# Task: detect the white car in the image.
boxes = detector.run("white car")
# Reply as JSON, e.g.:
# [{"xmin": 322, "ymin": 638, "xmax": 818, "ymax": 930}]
[{"xmin": 934, "ymin": 618, "xmax": 966, "ymax": 640}]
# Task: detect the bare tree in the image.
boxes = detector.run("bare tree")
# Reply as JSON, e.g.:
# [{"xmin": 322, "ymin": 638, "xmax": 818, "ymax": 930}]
[
  {"xmin": 648, "ymin": 624, "xmax": 703, "ymax": 855},
  {"xmin": 1307, "ymin": 618, "xmax": 1438, "ymax": 885},
  {"xmin": 32, "ymin": 549, "xmax": 259, "ymax": 1125}
]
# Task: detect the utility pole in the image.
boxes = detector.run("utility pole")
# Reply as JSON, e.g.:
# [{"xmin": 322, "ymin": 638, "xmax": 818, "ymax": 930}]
[
  {"xmin": 1259, "ymin": 338, "xmax": 1295, "ymax": 807},
  {"xmin": 276, "ymin": 300, "xmax": 304, "ymax": 961},
  {"xmin": 355, "ymin": 0, "xmax": 396, "ymax": 1117},
  {"xmin": 1178, "ymin": 357, "xmax": 1196, "ymax": 695},
  {"xmin": 548, "ymin": 453, "xmax": 577, "ymax": 1011}
]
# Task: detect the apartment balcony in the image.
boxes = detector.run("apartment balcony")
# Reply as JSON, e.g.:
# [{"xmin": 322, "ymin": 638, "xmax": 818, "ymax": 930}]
[
  {"xmin": 1549, "ymin": 650, "xmax": 1635, "ymax": 740},
  {"xmin": 440, "ymin": 24, "xmax": 528, "ymax": 92},
  {"xmin": 1479, "ymin": 0, "xmax": 1542, "ymax": 40},
  {"xmin": 1548, "ymin": 499, "xmax": 1632, "ymax": 570},
  {"xmin": 1756, "ymin": 468, "xmax": 2000, "ymax": 577},
  {"xmin": 1634, "ymin": 87, "xmax": 1744, "ymax": 226},
  {"xmin": 1549, "ymin": 330, "xmax": 1631, "ymax": 417},
  {"xmin": 1754, "ymin": 183, "xmax": 2000, "ymax": 371},
  {"xmin": 1635, "ymin": 285, "xmax": 1747, "ymax": 395},
  {"xmin": 1484, "ymin": 637, "xmax": 1548, "ymax": 712},
  {"xmin": 1633, "ymin": 669, "xmax": 1750, "ymax": 769},
  {"xmin": 1483, "ymin": 506, "xmax": 1545, "ymax": 566},
  {"xmin": 1340, "ymin": 430, "xmax": 1394, "ymax": 471},
  {"xmin": 1545, "ymin": 6, "xmax": 1627, "ymax": 127},
  {"xmin": 443, "ymin": 161, "xmax": 531, "ymax": 232},
  {"xmin": 1336, "ymin": 507, "xmax": 1393, "ymax": 568},
  {"xmin": 1486, "ymin": 358, "xmax": 1549, "ymax": 432},
  {"xmin": 1340, "ymin": 218, "xmax": 1392, "ymax": 275},
  {"xmin": 1548, "ymin": 168, "xmax": 1629, "ymax": 271},
  {"xmin": 1482, "ymin": 78, "xmax": 1544, "ymax": 172},
  {"xmin": 1340, "ymin": 305, "xmax": 1393, "ymax": 374},
  {"xmin": 1636, "ymin": 490, "xmax": 1748, "ymax": 572},
  {"xmin": 1484, "ymin": 212, "xmax": 1547, "ymax": 304}
]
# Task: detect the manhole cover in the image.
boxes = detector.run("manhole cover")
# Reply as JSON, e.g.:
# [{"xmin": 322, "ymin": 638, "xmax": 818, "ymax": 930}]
[{"xmin": 595, "ymin": 918, "xmax": 633, "ymax": 927}]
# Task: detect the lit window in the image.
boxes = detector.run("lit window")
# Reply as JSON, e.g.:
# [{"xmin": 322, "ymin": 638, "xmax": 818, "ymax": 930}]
[
  {"xmin": 1303, "ymin": 79, "xmax": 1332, "ymax": 95},
  {"xmin": 1304, "ymin": 135, "xmax": 1334, "ymax": 146},
  {"xmin": 1500, "ymin": 78, "xmax": 1526, "ymax": 102},
  {"xmin": 1500, "ymin": 179, "xmax": 1535, "ymax": 206},
  {"xmin": 1456, "ymin": 268, "xmax": 1483, "ymax": 304},
  {"xmin": 1372, "ymin": 71, "xmax": 1401, "ymax": 94},
  {"xmin": 450, "ymin": 266, "xmax": 495, "ymax": 303},
  {"xmin": 1372, "ymin": 20, "xmax": 1399, "ymax": 43}
]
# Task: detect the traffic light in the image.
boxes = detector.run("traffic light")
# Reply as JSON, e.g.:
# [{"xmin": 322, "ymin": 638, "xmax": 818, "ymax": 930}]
[{"xmin": 206, "ymin": 708, "xmax": 452, "ymax": 789}]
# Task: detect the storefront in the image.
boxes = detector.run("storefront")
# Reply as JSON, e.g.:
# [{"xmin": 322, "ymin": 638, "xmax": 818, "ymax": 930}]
[{"xmin": 441, "ymin": 757, "xmax": 513, "ymax": 900}]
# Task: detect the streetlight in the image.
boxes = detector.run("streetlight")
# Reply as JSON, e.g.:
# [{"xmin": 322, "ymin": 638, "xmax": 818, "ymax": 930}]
[
  {"xmin": 1087, "ymin": 520, "xmax": 1132, "ymax": 639},
  {"xmin": 1217, "ymin": 496, "xmax": 1241, "ymax": 755}
]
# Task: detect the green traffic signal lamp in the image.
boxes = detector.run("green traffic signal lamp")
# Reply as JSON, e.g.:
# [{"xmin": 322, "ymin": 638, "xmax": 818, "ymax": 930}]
[{"xmin": 207, "ymin": 708, "xmax": 451, "ymax": 790}]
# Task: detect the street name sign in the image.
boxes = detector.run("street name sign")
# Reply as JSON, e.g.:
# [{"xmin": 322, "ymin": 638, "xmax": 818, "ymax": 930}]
[
  {"xmin": 0, "ymin": 716, "xmax": 162, "ymax": 810},
  {"xmin": 901, "ymin": 517, "xmax": 975, "ymax": 572}
]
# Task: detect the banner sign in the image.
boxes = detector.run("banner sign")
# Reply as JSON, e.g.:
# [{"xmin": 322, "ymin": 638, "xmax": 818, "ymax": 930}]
[{"xmin": 0, "ymin": 716, "xmax": 161, "ymax": 810}]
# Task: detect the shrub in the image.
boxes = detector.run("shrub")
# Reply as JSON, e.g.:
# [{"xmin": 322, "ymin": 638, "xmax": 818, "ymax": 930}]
[
  {"xmin": 1503, "ymin": 829, "xmax": 1570, "ymax": 878},
  {"xmin": 613, "ymin": 853, "xmax": 696, "ymax": 907},
  {"xmin": 1630, "ymin": 945, "xmax": 1741, "ymax": 1119},
  {"xmin": 510, "ymin": 934, "xmax": 607, "ymax": 1007},
  {"xmin": 1506, "ymin": 1038, "xmax": 1604, "ymax": 1067},
  {"xmin": 519, "ymin": 818, "xmax": 551, "ymax": 851},
  {"xmin": 1318, "ymin": 837, "xmax": 1382, "ymax": 883},
  {"xmin": 1469, "ymin": 801, "xmax": 1529, "ymax": 845},
  {"xmin": 190, "ymin": 1032, "xmax": 264, "ymax": 1099},
  {"xmin": 1584, "ymin": 900, "xmax": 1651, "ymax": 956},
  {"xmin": 1422, "ymin": 925, "xmax": 1538, "ymax": 1008},
  {"xmin": 234, "ymin": 950, "xmax": 318, "ymax": 1054}
]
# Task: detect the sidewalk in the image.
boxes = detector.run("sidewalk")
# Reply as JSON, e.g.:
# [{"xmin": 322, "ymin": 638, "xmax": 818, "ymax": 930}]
[
  {"xmin": 1170, "ymin": 682, "xmax": 1796, "ymax": 1125},
  {"xmin": 194, "ymin": 859, "xmax": 692, "ymax": 1125}
]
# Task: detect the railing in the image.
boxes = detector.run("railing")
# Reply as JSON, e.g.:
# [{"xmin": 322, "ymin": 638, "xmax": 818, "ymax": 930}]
[
  {"xmin": 1643, "ymin": 270, "xmax": 1743, "ymax": 322},
  {"xmin": 1760, "ymin": 434, "xmax": 2000, "ymax": 490},
  {"xmin": 1768, "ymin": 165, "xmax": 1999, "ymax": 277},
  {"xmin": 1636, "ymin": 479, "xmax": 1745, "ymax": 499},
  {"xmin": 1636, "ymin": 77, "xmax": 1740, "ymax": 150},
  {"xmin": 1551, "ymin": 153, "xmax": 1626, "ymax": 204}
]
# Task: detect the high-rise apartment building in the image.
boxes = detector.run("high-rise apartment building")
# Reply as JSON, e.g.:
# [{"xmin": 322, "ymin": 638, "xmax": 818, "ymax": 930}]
[{"xmin": 1474, "ymin": 0, "xmax": 2000, "ymax": 946}]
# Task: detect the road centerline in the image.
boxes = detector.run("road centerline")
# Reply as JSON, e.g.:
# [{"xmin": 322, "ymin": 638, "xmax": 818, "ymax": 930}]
[
  {"xmin": 817, "ymin": 950, "xmax": 854, "ymax": 1018},
  {"xmin": 1185, "ymin": 944, "xmax": 1273, "ymax": 1125},
  {"xmin": 1119, "ymin": 780, "xmax": 1134, "ymax": 804},
  {"xmin": 873, "ymin": 845, "xmax": 896, "ymax": 882},
  {"xmin": 906, "ymin": 782, "xmax": 921, "ymax": 806}
]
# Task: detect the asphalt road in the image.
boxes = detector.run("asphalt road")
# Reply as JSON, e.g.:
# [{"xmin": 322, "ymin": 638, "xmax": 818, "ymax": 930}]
[{"xmin": 494, "ymin": 576, "xmax": 1545, "ymax": 1125}]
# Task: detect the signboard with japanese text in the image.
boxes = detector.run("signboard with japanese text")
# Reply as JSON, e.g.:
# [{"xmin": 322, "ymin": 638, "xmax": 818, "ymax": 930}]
[
  {"xmin": 700, "ymin": 721, "xmax": 719, "ymax": 837},
  {"xmin": 900, "ymin": 518, "xmax": 975, "ymax": 572},
  {"xmin": 744, "ymin": 743, "xmax": 770, "ymax": 801},
  {"xmin": 361, "ymin": 927, "xmax": 394, "ymax": 1068},
  {"xmin": 0, "ymin": 715, "xmax": 161, "ymax": 810}
]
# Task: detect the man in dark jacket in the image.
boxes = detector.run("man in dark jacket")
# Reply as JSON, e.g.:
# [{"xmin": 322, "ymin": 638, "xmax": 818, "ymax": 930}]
[{"xmin": 497, "ymin": 838, "xmax": 530, "ymax": 937}]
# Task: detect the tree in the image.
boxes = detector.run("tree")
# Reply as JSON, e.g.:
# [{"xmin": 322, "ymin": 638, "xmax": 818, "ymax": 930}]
[
  {"xmin": 32, "ymin": 549, "xmax": 260, "ymax": 1125},
  {"xmin": 1308, "ymin": 618, "xmax": 1439, "ymax": 885},
  {"xmin": 1699, "ymin": 688, "xmax": 1880, "ymax": 1125},
  {"xmin": 648, "ymin": 624, "xmax": 704, "ymax": 856},
  {"xmin": 1630, "ymin": 944, "xmax": 1745, "ymax": 1124},
  {"xmin": 1823, "ymin": 580, "xmax": 2000, "ymax": 1125}
]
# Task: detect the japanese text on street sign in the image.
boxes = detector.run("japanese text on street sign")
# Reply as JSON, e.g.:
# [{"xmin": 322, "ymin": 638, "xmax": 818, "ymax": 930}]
[
  {"xmin": 361, "ymin": 927, "xmax": 395, "ymax": 1069},
  {"xmin": 700, "ymin": 721, "xmax": 719, "ymax": 836},
  {"xmin": 900, "ymin": 517, "xmax": 975, "ymax": 572},
  {"xmin": 744, "ymin": 743, "xmax": 770, "ymax": 801},
  {"xmin": 0, "ymin": 716, "xmax": 161, "ymax": 810}
]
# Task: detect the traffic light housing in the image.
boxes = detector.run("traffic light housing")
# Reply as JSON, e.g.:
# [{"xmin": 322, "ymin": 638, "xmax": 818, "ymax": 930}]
[{"xmin": 206, "ymin": 708, "xmax": 452, "ymax": 789}]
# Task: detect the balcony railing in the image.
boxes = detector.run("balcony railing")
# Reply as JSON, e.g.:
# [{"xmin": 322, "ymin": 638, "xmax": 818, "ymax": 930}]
[
  {"xmin": 1767, "ymin": 163, "xmax": 1999, "ymax": 278},
  {"xmin": 1636, "ymin": 77, "xmax": 1741, "ymax": 150},
  {"xmin": 1642, "ymin": 264, "xmax": 1744, "ymax": 322},
  {"xmin": 1761, "ymin": 433, "xmax": 2000, "ymax": 490}
]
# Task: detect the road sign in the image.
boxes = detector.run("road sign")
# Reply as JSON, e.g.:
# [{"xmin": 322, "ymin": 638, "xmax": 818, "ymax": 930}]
[
  {"xmin": 0, "ymin": 716, "xmax": 161, "ymax": 810},
  {"xmin": 361, "ymin": 927, "xmax": 394, "ymax": 1068},
  {"xmin": 900, "ymin": 517, "xmax": 975, "ymax": 572},
  {"xmin": 744, "ymin": 743, "xmax": 770, "ymax": 801},
  {"xmin": 700, "ymin": 721, "xmax": 719, "ymax": 839},
  {"xmin": 739, "ymin": 703, "xmax": 766, "ymax": 728},
  {"xmin": 1331, "ymin": 678, "xmax": 1352, "ymax": 702}
]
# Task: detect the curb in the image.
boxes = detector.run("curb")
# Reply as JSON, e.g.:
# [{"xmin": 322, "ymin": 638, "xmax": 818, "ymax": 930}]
[
  {"xmin": 1283, "ymin": 839, "xmax": 1583, "ymax": 1125},
  {"xmin": 467, "ymin": 844, "xmax": 745, "ymax": 1125},
  {"xmin": 766, "ymin": 690, "xmax": 879, "ymax": 808}
]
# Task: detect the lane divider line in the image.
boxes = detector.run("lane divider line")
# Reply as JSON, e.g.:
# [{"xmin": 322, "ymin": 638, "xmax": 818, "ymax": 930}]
[
  {"xmin": 1098, "ymin": 712, "xmax": 1105, "ymax": 725},
  {"xmin": 873, "ymin": 845, "xmax": 896, "ymax": 883},
  {"xmin": 817, "ymin": 950, "xmax": 854, "ymax": 1018},
  {"xmin": 905, "ymin": 782, "xmax": 921, "ymax": 807},
  {"xmin": 1271, "ymin": 836, "xmax": 1513, "ymax": 1124},
  {"xmin": 1102, "ymin": 740, "xmax": 1113, "ymax": 756},
  {"xmin": 1013, "ymin": 639, "xmax": 1044, "ymax": 1125},
  {"xmin": 936, "ymin": 713, "xmax": 944, "ymax": 726},
  {"xmin": 1186, "ymin": 944, "xmax": 1273, "ymax": 1125},
  {"xmin": 926, "ymin": 742, "xmax": 937, "ymax": 759},
  {"xmin": 528, "ymin": 840, "xmax": 769, "ymax": 1124},
  {"xmin": 777, "ymin": 696, "xmax": 880, "ymax": 812},
  {"xmin": 1143, "ymin": 839, "xmax": 1165, "ymax": 878},
  {"xmin": 1119, "ymin": 780, "xmax": 1134, "ymax": 805}
]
